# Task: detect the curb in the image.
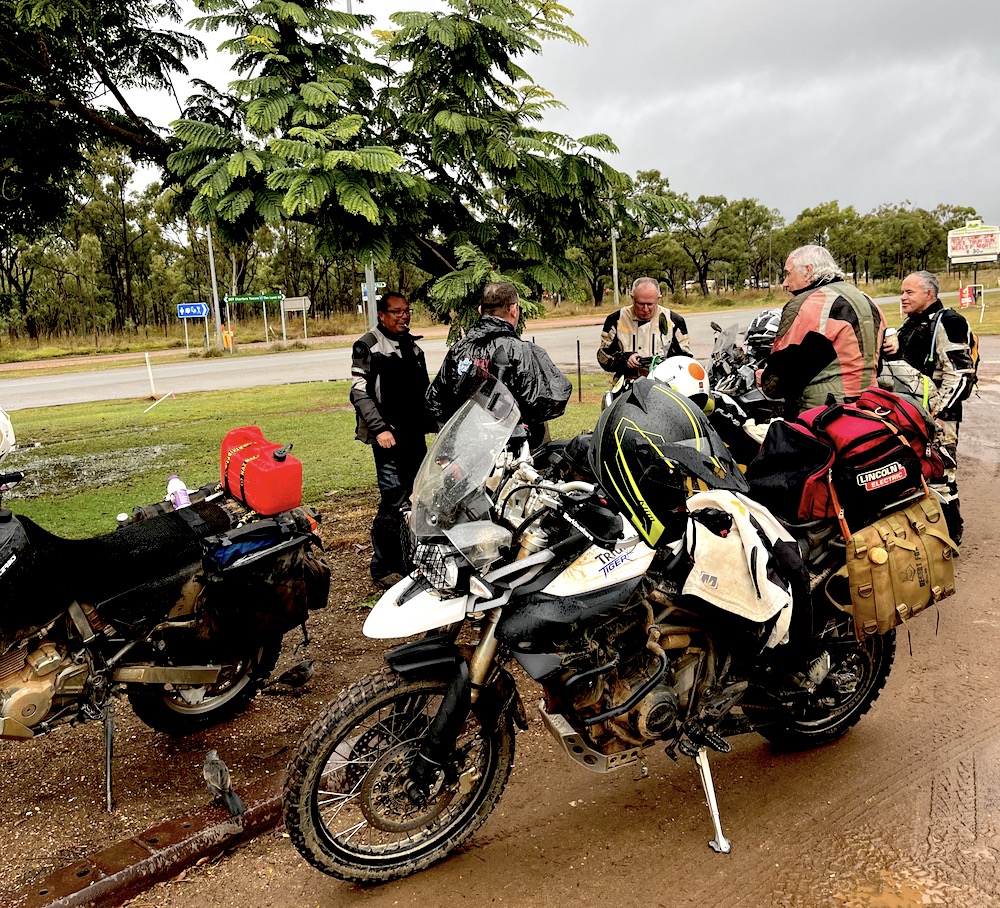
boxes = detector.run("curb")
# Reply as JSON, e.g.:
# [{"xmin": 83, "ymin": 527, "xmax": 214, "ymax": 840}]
[{"xmin": 4, "ymin": 778, "xmax": 283, "ymax": 908}]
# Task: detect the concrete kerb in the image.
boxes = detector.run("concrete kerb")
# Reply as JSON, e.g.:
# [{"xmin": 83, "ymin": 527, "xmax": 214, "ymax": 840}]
[{"xmin": 4, "ymin": 777, "xmax": 283, "ymax": 908}]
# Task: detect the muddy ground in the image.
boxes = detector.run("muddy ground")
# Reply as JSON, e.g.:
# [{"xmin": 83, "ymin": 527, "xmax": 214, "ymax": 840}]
[{"xmin": 4, "ymin": 355, "xmax": 1000, "ymax": 908}]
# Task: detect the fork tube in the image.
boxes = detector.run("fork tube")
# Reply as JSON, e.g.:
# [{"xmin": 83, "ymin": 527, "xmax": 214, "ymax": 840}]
[{"xmin": 468, "ymin": 609, "xmax": 503, "ymax": 703}]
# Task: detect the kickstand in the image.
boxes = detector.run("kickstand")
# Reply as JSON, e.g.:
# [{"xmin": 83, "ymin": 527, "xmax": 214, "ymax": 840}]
[
  {"xmin": 692, "ymin": 746, "xmax": 731, "ymax": 854},
  {"xmin": 102, "ymin": 701, "xmax": 116, "ymax": 813}
]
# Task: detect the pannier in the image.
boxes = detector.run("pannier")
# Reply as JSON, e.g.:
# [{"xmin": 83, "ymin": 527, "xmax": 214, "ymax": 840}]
[
  {"xmin": 199, "ymin": 516, "xmax": 330, "ymax": 652},
  {"xmin": 844, "ymin": 495, "xmax": 957, "ymax": 640}
]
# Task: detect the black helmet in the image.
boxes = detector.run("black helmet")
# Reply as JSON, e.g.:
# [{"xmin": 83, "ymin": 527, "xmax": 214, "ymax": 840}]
[
  {"xmin": 590, "ymin": 378, "xmax": 748, "ymax": 547},
  {"xmin": 744, "ymin": 307, "xmax": 781, "ymax": 363}
]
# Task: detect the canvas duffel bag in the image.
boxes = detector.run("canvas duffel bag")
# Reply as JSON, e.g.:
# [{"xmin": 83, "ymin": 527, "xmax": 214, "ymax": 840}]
[{"xmin": 845, "ymin": 494, "xmax": 958, "ymax": 640}]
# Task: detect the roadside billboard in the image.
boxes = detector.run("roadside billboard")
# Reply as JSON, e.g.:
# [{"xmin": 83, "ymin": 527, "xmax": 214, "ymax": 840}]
[{"xmin": 947, "ymin": 221, "xmax": 1000, "ymax": 264}]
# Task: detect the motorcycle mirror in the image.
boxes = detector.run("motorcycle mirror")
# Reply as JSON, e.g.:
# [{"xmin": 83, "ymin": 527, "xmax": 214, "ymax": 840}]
[
  {"xmin": 710, "ymin": 321, "xmax": 722, "ymax": 332},
  {"xmin": 658, "ymin": 312, "xmax": 670, "ymax": 336}
]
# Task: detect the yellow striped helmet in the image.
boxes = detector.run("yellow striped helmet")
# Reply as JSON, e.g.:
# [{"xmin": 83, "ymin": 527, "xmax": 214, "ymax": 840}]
[{"xmin": 590, "ymin": 378, "xmax": 747, "ymax": 547}]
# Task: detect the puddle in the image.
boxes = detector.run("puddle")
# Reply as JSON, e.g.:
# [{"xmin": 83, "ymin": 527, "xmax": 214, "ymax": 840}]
[{"xmin": 3, "ymin": 444, "xmax": 186, "ymax": 498}]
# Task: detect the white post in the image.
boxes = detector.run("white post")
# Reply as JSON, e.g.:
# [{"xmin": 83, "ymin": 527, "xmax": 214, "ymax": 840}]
[
  {"xmin": 281, "ymin": 301, "xmax": 288, "ymax": 345},
  {"xmin": 206, "ymin": 224, "xmax": 224, "ymax": 349},
  {"xmin": 144, "ymin": 352, "xmax": 156, "ymax": 396},
  {"xmin": 183, "ymin": 318, "xmax": 189, "ymax": 353},
  {"xmin": 262, "ymin": 301, "xmax": 270, "ymax": 348},
  {"xmin": 302, "ymin": 308, "xmax": 308, "ymax": 340}
]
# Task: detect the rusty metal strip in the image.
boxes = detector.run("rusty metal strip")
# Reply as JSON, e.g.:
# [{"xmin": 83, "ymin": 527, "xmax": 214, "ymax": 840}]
[{"xmin": 4, "ymin": 777, "xmax": 283, "ymax": 908}]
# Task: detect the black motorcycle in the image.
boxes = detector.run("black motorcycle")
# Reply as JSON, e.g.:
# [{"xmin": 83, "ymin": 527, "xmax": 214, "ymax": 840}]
[{"xmin": 0, "ymin": 466, "xmax": 329, "ymax": 809}]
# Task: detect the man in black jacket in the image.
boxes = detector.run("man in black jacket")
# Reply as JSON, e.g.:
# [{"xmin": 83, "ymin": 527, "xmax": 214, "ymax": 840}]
[
  {"xmin": 886, "ymin": 270, "xmax": 974, "ymax": 543},
  {"xmin": 426, "ymin": 282, "xmax": 572, "ymax": 447},
  {"xmin": 351, "ymin": 291, "xmax": 434, "ymax": 587}
]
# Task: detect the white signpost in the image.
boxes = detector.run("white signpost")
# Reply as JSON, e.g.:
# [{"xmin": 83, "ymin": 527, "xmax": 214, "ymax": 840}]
[
  {"xmin": 361, "ymin": 281, "xmax": 386, "ymax": 324},
  {"xmin": 947, "ymin": 221, "xmax": 1000, "ymax": 264},
  {"xmin": 280, "ymin": 296, "xmax": 311, "ymax": 344},
  {"xmin": 177, "ymin": 302, "xmax": 210, "ymax": 353},
  {"xmin": 947, "ymin": 220, "xmax": 998, "ymax": 323},
  {"xmin": 224, "ymin": 293, "xmax": 284, "ymax": 348}
]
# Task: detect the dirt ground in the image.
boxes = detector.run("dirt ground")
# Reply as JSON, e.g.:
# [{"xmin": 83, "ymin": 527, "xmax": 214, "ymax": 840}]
[{"xmin": 4, "ymin": 352, "xmax": 1000, "ymax": 908}]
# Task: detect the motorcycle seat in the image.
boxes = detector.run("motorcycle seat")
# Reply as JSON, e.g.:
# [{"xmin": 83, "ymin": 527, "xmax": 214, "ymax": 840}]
[{"xmin": 16, "ymin": 502, "xmax": 234, "ymax": 610}]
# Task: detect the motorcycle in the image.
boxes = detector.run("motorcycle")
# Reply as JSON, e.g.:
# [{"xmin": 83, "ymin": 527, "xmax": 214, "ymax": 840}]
[
  {"xmin": 281, "ymin": 378, "xmax": 898, "ymax": 883},
  {"xmin": 0, "ymin": 419, "xmax": 330, "ymax": 809},
  {"xmin": 709, "ymin": 310, "xmax": 784, "ymax": 422}
]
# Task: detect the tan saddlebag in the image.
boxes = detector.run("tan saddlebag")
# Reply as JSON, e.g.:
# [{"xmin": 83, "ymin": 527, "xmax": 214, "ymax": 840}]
[{"xmin": 845, "ymin": 495, "xmax": 958, "ymax": 640}]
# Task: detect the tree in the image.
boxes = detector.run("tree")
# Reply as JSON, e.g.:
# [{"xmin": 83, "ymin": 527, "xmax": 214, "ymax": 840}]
[
  {"xmin": 670, "ymin": 195, "xmax": 732, "ymax": 296},
  {"xmin": 0, "ymin": 0, "xmax": 202, "ymax": 234},
  {"xmin": 167, "ymin": 0, "xmax": 630, "ymax": 324},
  {"xmin": 720, "ymin": 198, "xmax": 782, "ymax": 289}
]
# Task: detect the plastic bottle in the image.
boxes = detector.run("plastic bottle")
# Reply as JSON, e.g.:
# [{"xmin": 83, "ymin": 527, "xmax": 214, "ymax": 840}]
[{"xmin": 166, "ymin": 475, "xmax": 191, "ymax": 509}]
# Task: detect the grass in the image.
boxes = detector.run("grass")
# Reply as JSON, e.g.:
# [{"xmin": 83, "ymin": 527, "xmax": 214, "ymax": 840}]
[{"xmin": 3, "ymin": 377, "xmax": 608, "ymax": 539}]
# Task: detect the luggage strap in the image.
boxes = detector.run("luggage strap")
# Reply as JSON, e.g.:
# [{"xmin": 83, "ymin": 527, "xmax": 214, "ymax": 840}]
[
  {"xmin": 223, "ymin": 442, "xmax": 254, "ymax": 496},
  {"xmin": 239, "ymin": 455, "xmax": 260, "ymax": 504}
]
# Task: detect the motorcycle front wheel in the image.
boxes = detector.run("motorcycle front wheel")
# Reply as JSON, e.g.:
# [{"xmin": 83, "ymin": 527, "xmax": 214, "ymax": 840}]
[
  {"xmin": 126, "ymin": 638, "xmax": 280, "ymax": 734},
  {"xmin": 746, "ymin": 624, "xmax": 896, "ymax": 749},
  {"xmin": 283, "ymin": 666, "xmax": 515, "ymax": 883}
]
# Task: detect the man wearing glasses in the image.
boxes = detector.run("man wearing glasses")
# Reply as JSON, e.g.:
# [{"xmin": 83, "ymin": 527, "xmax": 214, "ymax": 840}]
[
  {"xmin": 597, "ymin": 276, "xmax": 691, "ymax": 380},
  {"xmin": 351, "ymin": 291, "xmax": 435, "ymax": 588}
]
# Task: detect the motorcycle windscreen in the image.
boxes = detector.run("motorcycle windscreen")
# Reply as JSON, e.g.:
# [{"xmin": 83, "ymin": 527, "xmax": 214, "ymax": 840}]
[{"xmin": 410, "ymin": 378, "xmax": 520, "ymax": 538}]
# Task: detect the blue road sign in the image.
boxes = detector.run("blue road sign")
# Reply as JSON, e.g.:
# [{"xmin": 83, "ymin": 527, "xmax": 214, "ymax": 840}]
[{"xmin": 177, "ymin": 303, "xmax": 210, "ymax": 318}]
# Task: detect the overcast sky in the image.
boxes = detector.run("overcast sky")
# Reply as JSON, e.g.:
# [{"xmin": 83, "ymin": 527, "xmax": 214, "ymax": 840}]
[{"xmin": 146, "ymin": 0, "xmax": 1000, "ymax": 226}]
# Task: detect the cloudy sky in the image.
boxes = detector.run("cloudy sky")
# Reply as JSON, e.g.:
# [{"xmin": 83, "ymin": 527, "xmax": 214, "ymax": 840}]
[{"xmin": 148, "ymin": 0, "xmax": 1000, "ymax": 225}]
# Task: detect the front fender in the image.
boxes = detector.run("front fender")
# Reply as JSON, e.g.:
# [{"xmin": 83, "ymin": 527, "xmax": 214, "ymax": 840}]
[
  {"xmin": 384, "ymin": 634, "xmax": 464, "ymax": 677},
  {"xmin": 363, "ymin": 574, "xmax": 469, "ymax": 638}
]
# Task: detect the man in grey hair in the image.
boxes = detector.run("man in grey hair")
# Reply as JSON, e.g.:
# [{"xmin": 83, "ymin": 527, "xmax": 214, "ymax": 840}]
[
  {"xmin": 884, "ymin": 270, "xmax": 974, "ymax": 543},
  {"xmin": 597, "ymin": 276, "xmax": 691, "ymax": 380},
  {"xmin": 761, "ymin": 244, "xmax": 886, "ymax": 416}
]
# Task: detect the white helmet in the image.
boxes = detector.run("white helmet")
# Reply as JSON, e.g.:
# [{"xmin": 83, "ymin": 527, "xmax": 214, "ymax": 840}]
[
  {"xmin": 0, "ymin": 407, "xmax": 14, "ymax": 462},
  {"xmin": 650, "ymin": 356, "xmax": 711, "ymax": 408}
]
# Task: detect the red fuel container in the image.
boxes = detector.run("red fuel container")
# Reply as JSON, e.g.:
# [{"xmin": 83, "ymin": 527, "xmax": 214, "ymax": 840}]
[{"xmin": 220, "ymin": 426, "xmax": 303, "ymax": 515}]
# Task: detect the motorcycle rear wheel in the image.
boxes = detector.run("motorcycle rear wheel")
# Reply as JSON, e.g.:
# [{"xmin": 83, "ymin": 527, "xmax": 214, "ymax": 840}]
[
  {"xmin": 126, "ymin": 639, "xmax": 280, "ymax": 735},
  {"xmin": 747, "ymin": 626, "xmax": 896, "ymax": 749},
  {"xmin": 282, "ymin": 667, "xmax": 515, "ymax": 883}
]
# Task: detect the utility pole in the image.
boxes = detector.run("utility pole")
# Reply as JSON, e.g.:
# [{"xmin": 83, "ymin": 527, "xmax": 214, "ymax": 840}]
[
  {"xmin": 610, "ymin": 199, "xmax": 620, "ymax": 307},
  {"xmin": 206, "ymin": 224, "xmax": 224, "ymax": 349}
]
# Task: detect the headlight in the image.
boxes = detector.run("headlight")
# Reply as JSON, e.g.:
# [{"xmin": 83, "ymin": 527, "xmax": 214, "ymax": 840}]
[{"xmin": 412, "ymin": 542, "xmax": 462, "ymax": 591}]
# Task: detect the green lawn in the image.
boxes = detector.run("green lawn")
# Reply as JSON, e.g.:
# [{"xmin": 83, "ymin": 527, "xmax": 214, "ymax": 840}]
[{"xmin": 4, "ymin": 378, "xmax": 607, "ymax": 538}]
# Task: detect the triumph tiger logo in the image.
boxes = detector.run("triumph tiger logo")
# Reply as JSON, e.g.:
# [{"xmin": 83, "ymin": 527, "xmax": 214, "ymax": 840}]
[{"xmin": 856, "ymin": 462, "xmax": 907, "ymax": 491}]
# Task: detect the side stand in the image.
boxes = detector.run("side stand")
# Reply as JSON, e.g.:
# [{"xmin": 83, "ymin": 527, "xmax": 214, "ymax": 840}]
[
  {"xmin": 692, "ymin": 746, "xmax": 731, "ymax": 853},
  {"xmin": 103, "ymin": 701, "xmax": 116, "ymax": 813}
]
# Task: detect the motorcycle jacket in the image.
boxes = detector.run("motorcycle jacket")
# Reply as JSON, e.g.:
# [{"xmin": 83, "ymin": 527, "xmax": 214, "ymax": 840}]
[
  {"xmin": 597, "ymin": 305, "xmax": 691, "ymax": 378},
  {"xmin": 890, "ymin": 300, "xmax": 973, "ymax": 422},
  {"xmin": 350, "ymin": 325, "xmax": 433, "ymax": 444},
  {"xmin": 761, "ymin": 278, "xmax": 885, "ymax": 416},
  {"xmin": 425, "ymin": 316, "xmax": 572, "ymax": 437}
]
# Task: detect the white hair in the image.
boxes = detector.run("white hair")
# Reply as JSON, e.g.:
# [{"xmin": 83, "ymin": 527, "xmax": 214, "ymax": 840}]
[
  {"xmin": 787, "ymin": 245, "xmax": 844, "ymax": 282},
  {"xmin": 908, "ymin": 270, "xmax": 940, "ymax": 298},
  {"xmin": 630, "ymin": 276, "xmax": 661, "ymax": 297}
]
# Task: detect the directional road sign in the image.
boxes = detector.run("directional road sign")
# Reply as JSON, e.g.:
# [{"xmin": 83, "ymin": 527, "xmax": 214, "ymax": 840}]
[
  {"xmin": 177, "ymin": 302, "xmax": 209, "ymax": 318},
  {"xmin": 225, "ymin": 293, "xmax": 284, "ymax": 304}
]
